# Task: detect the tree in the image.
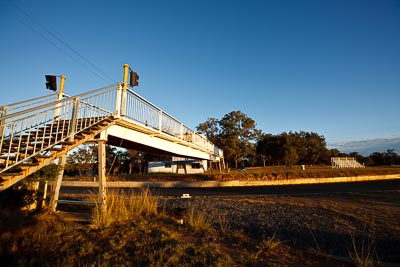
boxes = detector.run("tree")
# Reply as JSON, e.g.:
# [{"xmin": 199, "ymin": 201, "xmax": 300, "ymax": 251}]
[
  {"xmin": 256, "ymin": 134, "xmax": 272, "ymax": 167},
  {"xmin": 196, "ymin": 117, "xmax": 221, "ymax": 147},
  {"xmin": 383, "ymin": 149, "xmax": 397, "ymax": 165},
  {"xmin": 370, "ymin": 152, "xmax": 384, "ymax": 166},
  {"xmin": 117, "ymin": 149, "xmax": 146, "ymax": 174},
  {"xmin": 349, "ymin": 152, "xmax": 364, "ymax": 165},
  {"xmin": 284, "ymin": 144, "xmax": 299, "ymax": 168},
  {"xmin": 257, "ymin": 133, "xmax": 286, "ymax": 166},
  {"xmin": 256, "ymin": 131, "xmax": 329, "ymax": 166},
  {"xmin": 364, "ymin": 156, "xmax": 375, "ymax": 166},
  {"xmin": 28, "ymin": 163, "xmax": 61, "ymax": 181},
  {"xmin": 66, "ymin": 144, "xmax": 97, "ymax": 176},
  {"xmin": 329, "ymin": 149, "xmax": 340, "ymax": 158},
  {"xmin": 301, "ymin": 131, "xmax": 328, "ymax": 165},
  {"xmin": 197, "ymin": 111, "xmax": 261, "ymax": 168}
]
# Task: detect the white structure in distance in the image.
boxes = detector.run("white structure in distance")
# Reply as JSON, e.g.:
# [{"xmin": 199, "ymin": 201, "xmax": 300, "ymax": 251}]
[{"xmin": 148, "ymin": 157, "xmax": 207, "ymax": 174}]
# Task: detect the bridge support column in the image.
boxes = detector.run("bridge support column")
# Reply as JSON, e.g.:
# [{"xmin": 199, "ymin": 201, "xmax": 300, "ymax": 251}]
[
  {"xmin": 98, "ymin": 139, "xmax": 107, "ymax": 213},
  {"xmin": 49, "ymin": 154, "xmax": 67, "ymax": 212}
]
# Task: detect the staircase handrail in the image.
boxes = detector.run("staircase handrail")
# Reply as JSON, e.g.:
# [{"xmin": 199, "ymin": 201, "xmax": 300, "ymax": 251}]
[
  {"xmin": 0, "ymin": 93, "xmax": 59, "ymax": 117},
  {"xmin": 0, "ymin": 84, "xmax": 119, "ymax": 122},
  {"xmin": 1, "ymin": 84, "xmax": 118, "ymax": 172}
]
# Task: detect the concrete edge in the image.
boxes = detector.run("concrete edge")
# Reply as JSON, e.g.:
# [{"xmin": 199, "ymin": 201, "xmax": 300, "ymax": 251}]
[{"xmin": 61, "ymin": 174, "xmax": 400, "ymax": 188}]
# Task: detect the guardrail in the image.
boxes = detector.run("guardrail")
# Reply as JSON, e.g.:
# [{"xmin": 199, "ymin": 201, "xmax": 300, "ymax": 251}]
[{"xmin": 124, "ymin": 88, "xmax": 223, "ymax": 157}]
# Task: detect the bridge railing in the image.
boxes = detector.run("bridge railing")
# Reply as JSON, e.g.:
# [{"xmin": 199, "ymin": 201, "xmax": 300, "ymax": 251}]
[
  {"xmin": 1, "ymin": 83, "xmax": 223, "ymax": 173},
  {"xmin": 124, "ymin": 89, "xmax": 222, "ymax": 157},
  {"xmin": 0, "ymin": 85, "xmax": 118, "ymax": 172}
]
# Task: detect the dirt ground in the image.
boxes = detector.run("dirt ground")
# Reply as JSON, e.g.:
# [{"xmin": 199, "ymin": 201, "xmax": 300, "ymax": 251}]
[
  {"xmin": 160, "ymin": 191, "xmax": 400, "ymax": 264},
  {"xmin": 57, "ymin": 189, "xmax": 400, "ymax": 264}
]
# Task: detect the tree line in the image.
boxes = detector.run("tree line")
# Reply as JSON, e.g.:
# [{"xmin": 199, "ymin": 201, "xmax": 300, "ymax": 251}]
[
  {"xmin": 63, "ymin": 110, "xmax": 400, "ymax": 175},
  {"xmin": 64, "ymin": 145, "xmax": 152, "ymax": 176},
  {"xmin": 196, "ymin": 110, "xmax": 400, "ymax": 168}
]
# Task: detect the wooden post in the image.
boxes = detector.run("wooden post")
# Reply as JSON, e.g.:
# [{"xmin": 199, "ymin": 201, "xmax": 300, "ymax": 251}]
[
  {"xmin": 36, "ymin": 181, "xmax": 48, "ymax": 211},
  {"xmin": 49, "ymin": 154, "xmax": 67, "ymax": 212},
  {"xmin": 98, "ymin": 139, "xmax": 107, "ymax": 213}
]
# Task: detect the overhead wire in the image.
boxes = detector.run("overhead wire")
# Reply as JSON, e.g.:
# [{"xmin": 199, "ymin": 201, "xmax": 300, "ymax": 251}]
[
  {"xmin": 7, "ymin": 0, "xmax": 118, "ymax": 85},
  {"xmin": 11, "ymin": 13, "xmax": 109, "ymax": 83}
]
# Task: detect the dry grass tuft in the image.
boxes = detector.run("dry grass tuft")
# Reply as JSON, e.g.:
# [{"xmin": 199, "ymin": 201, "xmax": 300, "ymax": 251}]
[
  {"xmin": 91, "ymin": 187, "xmax": 158, "ymax": 228},
  {"xmin": 348, "ymin": 230, "xmax": 381, "ymax": 267},
  {"xmin": 185, "ymin": 206, "xmax": 213, "ymax": 233}
]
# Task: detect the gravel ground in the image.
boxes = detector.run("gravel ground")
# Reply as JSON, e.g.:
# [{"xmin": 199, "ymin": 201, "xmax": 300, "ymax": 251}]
[
  {"xmin": 160, "ymin": 192, "xmax": 400, "ymax": 263},
  {"xmin": 59, "ymin": 189, "xmax": 400, "ymax": 263}
]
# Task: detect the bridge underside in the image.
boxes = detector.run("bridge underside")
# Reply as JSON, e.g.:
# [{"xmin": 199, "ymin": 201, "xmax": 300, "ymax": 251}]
[
  {"xmin": 103, "ymin": 122, "xmax": 218, "ymax": 161},
  {"xmin": 107, "ymin": 135, "xmax": 182, "ymax": 158}
]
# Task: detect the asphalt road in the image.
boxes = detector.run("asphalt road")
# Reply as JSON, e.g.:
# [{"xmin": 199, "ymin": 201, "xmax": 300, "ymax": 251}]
[{"xmin": 60, "ymin": 179, "xmax": 400, "ymax": 197}]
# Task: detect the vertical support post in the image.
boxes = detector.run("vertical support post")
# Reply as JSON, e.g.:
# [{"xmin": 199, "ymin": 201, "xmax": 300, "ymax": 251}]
[
  {"xmin": 49, "ymin": 154, "xmax": 66, "ymax": 211},
  {"xmin": 114, "ymin": 84, "xmax": 122, "ymax": 118},
  {"xmin": 98, "ymin": 139, "xmax": 107, "ymax": 213},
  {"xmin": 54, "ymin": 75, "xmax": 66, "ymax": 118},
  {"xmin": 159, "ymin": 110, "xmax": 163, "ymax": 132},
  {"xmin": 0, "ymin": 106, "xmax": 7, "ymax": 138},
  {"xmin": 36, "ymin": 181, "xmax": 48, "ymax": 211},
  {"xmin": 68, "ymin": 97, "xmax": 79, "ymax": 142},
  {"xmin": 121, "ymin": 64, "xmax": 129, "ymax": 116},
  {"xmin": 58, "ymin": 76, "xmax": 66, "ymax": 100}
]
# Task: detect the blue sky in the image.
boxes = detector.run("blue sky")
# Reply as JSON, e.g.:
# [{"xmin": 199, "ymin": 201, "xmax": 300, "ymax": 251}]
[{"xmin": 1, "ymin": 0, "xmax": 399, "ymax": 146}]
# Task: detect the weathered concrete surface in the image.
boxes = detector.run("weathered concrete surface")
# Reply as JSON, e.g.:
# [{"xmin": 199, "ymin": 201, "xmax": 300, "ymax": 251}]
[{"xmin": 61, "ymin": 174, "xmax": 400, "ymax": 188}]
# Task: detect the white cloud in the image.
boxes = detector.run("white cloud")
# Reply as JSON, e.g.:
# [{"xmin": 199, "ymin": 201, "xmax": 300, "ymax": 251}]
[{"xmin": 328, "ymin": 136, "xmax": 400, "ymax": 156}]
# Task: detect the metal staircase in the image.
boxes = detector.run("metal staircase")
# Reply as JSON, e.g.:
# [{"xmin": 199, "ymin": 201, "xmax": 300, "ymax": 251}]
[{"xmin": 0, "ymin": 84, "xmax": 119, "ymax": 191}]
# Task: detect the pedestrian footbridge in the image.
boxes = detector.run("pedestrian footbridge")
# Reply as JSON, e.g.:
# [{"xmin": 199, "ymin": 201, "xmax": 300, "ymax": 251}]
[{"xmin": 0, "ymin": 68, "xmax": 223, "ymax": 192}]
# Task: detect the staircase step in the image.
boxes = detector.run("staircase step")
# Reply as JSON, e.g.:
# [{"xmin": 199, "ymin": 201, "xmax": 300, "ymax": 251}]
[
  {"xmin": 74, "ymin": 134, "xmax": 88, "ymax": 140},
  {"xmin": 0, "ymin": 173, "xmax": 22, "ymax": 179},
  {"xmin": 0, "ymin": 154, "xmax": 28, "ymax": 160},
  {"xmin": 47, "ymin": 147, "xmax": 64, "ymax": 152},
  {"xmin": 60, "ymin": 141, "xmax": 74, "ymax": 146},
  {"xmin": 20, "ymin": 162, "xmax": 40, "ymax": 168},
  {"xmin": 1, "ymin": 147, "xmax": 35, "ymax": 154},
  {"xmin": 36, "ymin": 128, "xmax": 67, "ymax": 134},
  {"xmin": 81, "ymin": 129, "xmax": 94, "ymax": 134},
  {"xmin": 35, "ymin": 154, "xmax": 51, "ymax": 158},
  {"xmin": 20, "ymin": 136, "xmax": 51, "ymax": 142},
  {"xmin": 21, "ymin": 133, "xmax": 58, "ymax": 138}
]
